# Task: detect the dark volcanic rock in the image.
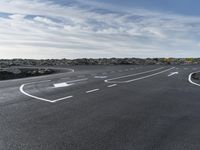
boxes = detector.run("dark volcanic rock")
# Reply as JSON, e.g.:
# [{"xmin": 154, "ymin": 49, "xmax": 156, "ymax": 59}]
[
  {"xmin": 0, "ymin": 58, "xmax": 199, "ymax": 67},
  {"xmin": 192, "ymin": 73, "xmax": 200, "ymax": 80},
  {"xmin": 0, "ymin": 68, "xmax": 55, "ymax": 80}
]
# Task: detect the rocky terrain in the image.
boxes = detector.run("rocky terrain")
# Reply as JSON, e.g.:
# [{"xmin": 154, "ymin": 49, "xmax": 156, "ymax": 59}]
[
  {"xmin": 0, "ymin": 68, "xmax": 55, "ymax": 80},
  {"xmin": 192, "ymin": 72, "xmax": 200, "ymax": 81},
  {"xmin": 0, "ymin": 58, "xmax": 199, "ymax": 81},
  {"xmin": 0, "ymin": 58, "xmax": 199, "ymax": 68}
]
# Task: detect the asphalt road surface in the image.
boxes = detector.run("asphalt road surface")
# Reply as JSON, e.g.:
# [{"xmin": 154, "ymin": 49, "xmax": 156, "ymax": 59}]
[{"xmin": 1, "ymin": 65, "xmax": 200, "ymax": 150}]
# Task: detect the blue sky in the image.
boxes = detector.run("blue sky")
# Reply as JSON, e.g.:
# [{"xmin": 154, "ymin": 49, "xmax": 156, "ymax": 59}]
[
  {"xmin": 0, "ymin": 0, "xmax": 200, "ymax": 59},
  {"xmin": 97, "ymin": 0, "xmax": 200, "ymax": 16}
]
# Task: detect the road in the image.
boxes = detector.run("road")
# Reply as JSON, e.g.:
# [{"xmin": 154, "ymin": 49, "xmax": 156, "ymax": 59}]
[{"xmin": 0, "ymin": 65, "xmax": 200, "ymax": 150}]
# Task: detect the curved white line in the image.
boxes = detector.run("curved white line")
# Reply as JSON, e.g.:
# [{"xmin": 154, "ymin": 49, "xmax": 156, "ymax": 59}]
[
  {"xmin": 20, "ymin": 81, "xmax": 53, "ymax": 103},
  {"xmin": 19, "ymin": 67, "xmax": 75, "ymax": 103},
  {"xmin": 20, "ymin": 81, "xmax": 73, "ymax": 103},
  {"xmin": 188, "ymin": 72, "xmax": 200, "ymax": 87}
]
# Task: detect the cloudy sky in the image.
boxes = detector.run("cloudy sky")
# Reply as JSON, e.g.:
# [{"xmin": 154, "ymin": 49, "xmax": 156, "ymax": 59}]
[{"xmin": 1, "ymin": 0, "xmax": 200, "ymax": 59}]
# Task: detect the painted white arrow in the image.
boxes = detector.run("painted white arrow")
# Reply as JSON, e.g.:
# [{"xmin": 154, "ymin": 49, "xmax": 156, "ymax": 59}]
[
  {"xmin": 168, "ymin": 72, "xmax": 179, "ymax": 77},
  {"xmin": 53, "ymin": 82, "xmax": 73, "ymax": 88}
]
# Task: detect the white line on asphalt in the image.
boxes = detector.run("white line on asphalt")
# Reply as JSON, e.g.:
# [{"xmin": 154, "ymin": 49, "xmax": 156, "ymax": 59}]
[
  {"xmin": 94, "ymin": 76, "xmax": 107, "ymax": 79},
  {"xmin": 51, "ymin": 96, "xmax": 73, "ymax": 103},
  {"xmin": 107, "ymin": 84, "xmax": 117, "ymax": 88},
  {"xmin": 53, "ymin": 82, "xmax": 73, "ymax": 88},
  {"xmin": 20, "ymin": 80, "xmax": 74, "ymax": 103},
  {"xmin": 57, "ymin": 78, "xmax": 88, "ymax": 86},
  {"xmin": 66, "ymin": 78, "xmax": 88, "ymax": 84},
  {"xmin": 168, "ymin": 72, "xmax": 179, "ymax": 77},
  {"xmin": 105, "ymin": 67, "xmax": 175, "ymax": 83},
  {"xmin": 86, "ymin": 89, "xmax": 100, "ymax": 93},
  {"xmin": 188, "ymin": 72, "xmax": 200, "ymax": 87},
  {"xmin": 125, "ymin": 67, "xmax": 175, "ymax": 83},
  {"xmin": 105, "ymin": 67, "xmax": 164, "ymax": 83}
]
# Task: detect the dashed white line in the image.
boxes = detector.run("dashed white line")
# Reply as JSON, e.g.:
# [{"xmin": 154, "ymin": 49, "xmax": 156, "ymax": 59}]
[
  {"xmin": 107, "ymin": 84, "xmax": 117, "ymax": 88},
  {"xmin": 86, "ymin": 89, "xmax": 100, "ymax": 93}
]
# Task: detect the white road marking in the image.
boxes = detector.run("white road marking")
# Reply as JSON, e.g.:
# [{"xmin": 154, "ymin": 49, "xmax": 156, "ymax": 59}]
[
  {"xmin": 94, "ymin": 76, "xmax": 107, "ymax": 79},
  {"xmin": 51, "ymin": 96, "xmax": 73, "ymax": 103},
  {"xmin": 188, "ymin": 72, "xmax": 200, "ymax": 87},
  {"xmin": 52, "ymin": 78, "xmax": 88, "ymax": 88},
  {"xmin": 66, "ymin": 78, "xmax": 88, "ymax": 84},
  {"xmin": 20, "ymin": 80, "xmax": 74, "ymax": 103},
  {"xmin": 105, "ymin": 67, "xmax": 164, "ymax": 83},
  {"xmin": 107, "ymin": 84, "xmax": 117, "ymax": 88},
  {"xmin": 105, "ymin": 67, "xmax": 175, "ymax": 83},
  {"xmin": 86, "ymin": 89, "xmax": 100, "ymax": 93},
  {"xmin": 54, "ymin": 83, "xmax": 73, "ymax": 88},
  {"xmin": 168, "ymin": 72, "xmax": 179, "ymax": 77}
]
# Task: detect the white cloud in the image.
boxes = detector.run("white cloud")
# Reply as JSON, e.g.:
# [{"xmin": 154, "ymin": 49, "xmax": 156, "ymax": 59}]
[
  {"xmin": 0, "ymin": 0, "xmax": 200, "ymax": 59},
  {"xmin": 33, "ymin": 16, "xmax": 59, "ymax": 26},
  {"xmin": 9, "ymin": 14, "xmax": 26, "ymax": 20}
]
